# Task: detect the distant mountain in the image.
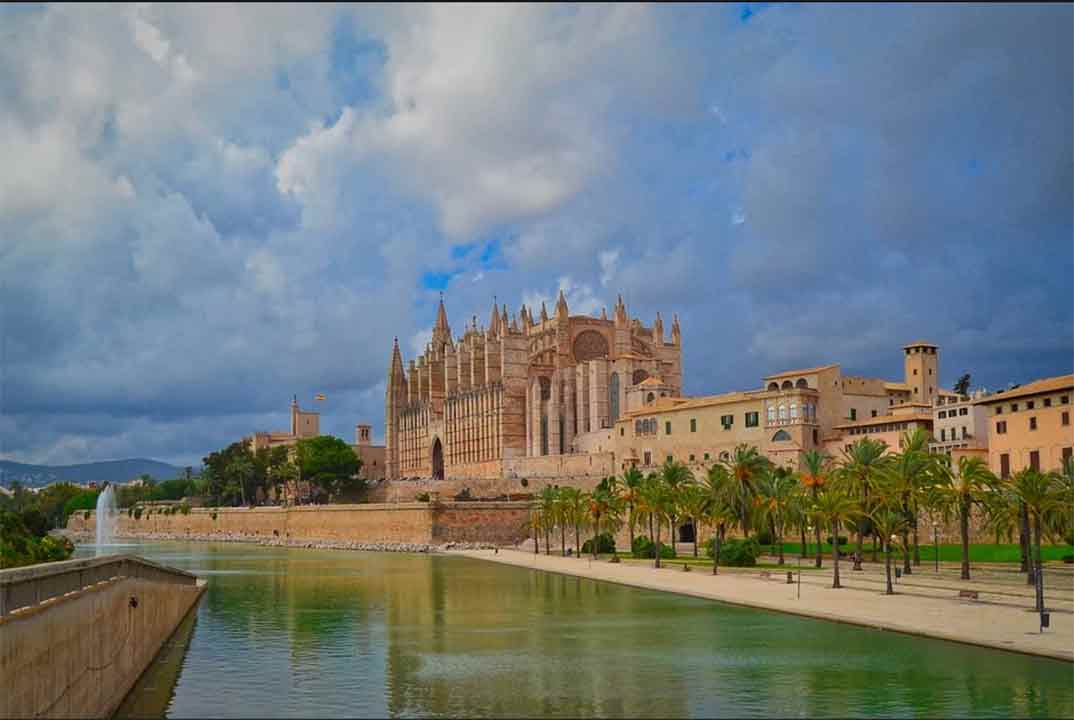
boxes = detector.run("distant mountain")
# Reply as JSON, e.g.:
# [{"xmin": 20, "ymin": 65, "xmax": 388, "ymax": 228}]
[{"xmin": 0, "ymin": 458, "xmax": 187, "ymax": 489}]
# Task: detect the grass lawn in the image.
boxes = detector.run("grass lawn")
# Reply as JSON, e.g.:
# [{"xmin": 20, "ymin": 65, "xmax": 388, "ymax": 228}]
[{"xmin": 775, "ymin": 542, "xmax": 1072, "ymax": 563}]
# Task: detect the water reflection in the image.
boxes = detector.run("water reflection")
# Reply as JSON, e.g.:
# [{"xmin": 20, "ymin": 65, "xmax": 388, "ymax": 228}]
[{"xmin": 96, "ymin": 543, "xmax": 1073, "ymax": 719}]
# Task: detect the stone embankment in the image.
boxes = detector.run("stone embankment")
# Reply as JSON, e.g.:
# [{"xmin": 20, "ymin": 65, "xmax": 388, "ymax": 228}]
[{"xmin": 65, "ymin": 530, "xmax": 497, "ymax": 554}]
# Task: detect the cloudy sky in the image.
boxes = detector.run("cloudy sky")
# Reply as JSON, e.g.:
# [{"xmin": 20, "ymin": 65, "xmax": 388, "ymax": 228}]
[{"xmin": 1, "ymin": 3, "xmax": 1071, "ymax": 467}]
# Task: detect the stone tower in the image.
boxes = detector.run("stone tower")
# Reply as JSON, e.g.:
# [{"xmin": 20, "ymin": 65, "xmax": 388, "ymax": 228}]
[{"xmin": 903, "ymin": 341, "xmax": 939, "ymax": 403}]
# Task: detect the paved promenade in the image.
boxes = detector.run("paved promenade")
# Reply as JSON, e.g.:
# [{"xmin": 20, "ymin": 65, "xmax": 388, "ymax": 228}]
[{"xmin": 452, "ymin": 548, "xmax": 1074, "ymax": 662}]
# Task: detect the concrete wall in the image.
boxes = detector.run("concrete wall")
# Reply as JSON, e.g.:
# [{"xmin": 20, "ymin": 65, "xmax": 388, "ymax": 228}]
[
  {"xmin": 0, "ymin": 566, "xmax": 204, "ymax": 719},
  {"xmin": 67, "ymin": 501, "xmax": 533, "ymax": 546}
]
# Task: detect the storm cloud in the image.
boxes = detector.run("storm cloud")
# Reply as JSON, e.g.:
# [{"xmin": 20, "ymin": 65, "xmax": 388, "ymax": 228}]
[{"xmin": 1, "ymin": 3, "xmax": 1070, "ymax": 466}]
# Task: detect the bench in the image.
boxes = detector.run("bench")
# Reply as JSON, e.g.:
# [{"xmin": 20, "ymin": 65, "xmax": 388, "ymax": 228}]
[{"xmin": 958, "ymin": 589, "xmax": 979, "ymax": 600}]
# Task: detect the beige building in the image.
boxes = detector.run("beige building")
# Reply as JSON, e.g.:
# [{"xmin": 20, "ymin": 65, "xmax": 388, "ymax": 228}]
[
  {"xmin": 246, "ymin": 396, "xmax": 321, "ymax": 453},
  {"xmin": 930, "ymin": 389, "xmax": 991, "ymax": 455},
  {"xmin": 352, "ymin": 423, "xmax": 387, "ymax": 482},
  {"xmin": 976, "ymin": 374, "xmax": 1073, "ymax": 479},
  {"xmin": 384, "ymin": 294, "xmax": 683, "ymax": 481},
  {"xmin": 608, "ymin": 342, "xmax": 943, "ymax": 472}
]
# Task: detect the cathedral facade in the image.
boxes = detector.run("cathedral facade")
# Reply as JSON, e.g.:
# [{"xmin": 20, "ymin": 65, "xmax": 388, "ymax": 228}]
[{"xmin": 384, "ymin": 293, "xmax": 683, "ymax": 481}]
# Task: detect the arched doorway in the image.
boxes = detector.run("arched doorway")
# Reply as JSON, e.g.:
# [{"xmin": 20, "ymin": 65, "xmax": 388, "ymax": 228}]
[
  {"xmin": 679, "ymin": 522, "xmax": 695, "ymax": 543},
  {"xmin": 431, "ymin": 438, "xmax": 444, "ymax": 481}
]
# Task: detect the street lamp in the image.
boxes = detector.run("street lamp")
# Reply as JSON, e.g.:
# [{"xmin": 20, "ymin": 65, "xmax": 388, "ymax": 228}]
[{"xmin": 891, "ymin": 534, "xmax": 899, "ymax": 583}]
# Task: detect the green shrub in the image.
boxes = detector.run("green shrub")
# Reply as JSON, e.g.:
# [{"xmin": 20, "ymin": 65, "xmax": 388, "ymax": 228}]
[
  {"xmin": 1062, "ymin": 554, "xmax": 1073, "ymax": 564},
  {"xmin": 133, "ymin": 507, "xmax": 143, "ymax": 520},
  {"xmin": 631, "ymin": 535, "xmax": 675, "ymax": 559},
  {"xmin": 581, "ymin": 533, "xmax": 616, "ymax": 555},
  {"xmin": 704, "ymin": 537, "xmax": 761, "ymax": 566},
  {"xmin": 755, "ymin": 528, "xmax": 773, "ymax": 546},
  {"xmin": 415, "ymin": 492, "xmax": 430, "ymax": 502},
  {"xmin": 826, "ymin": 535, "xmax": 849, "ymax": 546},
  {"xmin": 180, "ymin": 504, "xmax": 191, "ymax": 515}
]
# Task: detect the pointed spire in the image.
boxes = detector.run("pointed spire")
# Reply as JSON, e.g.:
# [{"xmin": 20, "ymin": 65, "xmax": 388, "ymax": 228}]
[
  {"xmin": 614, "ymin": 294, "xmax": 627, "ymax": 326},
  {"xmin": 501, "ymin": 304, "xmax": 509, "ymax": 327},
  {"xmin": 539, "ymin": 301, "xmax": 549, "ymax": 322},
  {"xmin": 555, "ymin": 289, "xmax": 568, "ymax": 319},
  {"xmin": 671, "ymin": 313, "xmax": 681, "ymax": 345},
  {"xmin": 488, "ymin": 296, "xmax": 501, "ymax": 336},
  {"xmin": 653, "ymin": 311, "xmax": 664, "ymax": 342},
  {"xmin": 600, "ymin": 307, "xmax": 608, "ymax": 321},
  {"xmin": 432, "ymin": 292, "xmax": 451, "ymax": 348}
]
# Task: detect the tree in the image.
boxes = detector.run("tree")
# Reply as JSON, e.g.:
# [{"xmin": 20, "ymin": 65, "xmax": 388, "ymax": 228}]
[
  {"xmin": 295, "ymin": 436, "xmax": 362, "ymax": 502},
  {"xmin": 869, "ymin": 507, "xmax": 909, "ymax": 595},
  {"xmin": 660, "ymin": 459, "xmax": 695, "ymax": 547},
  {"xmin": 226, "ymin": 455, "xmax": 254, "ymax": 507},
  {"xmin": 720, "ymin": 444, "xmax": 771, "ymax": 537},
  {"xmin": 677, "ymin": 484, "xmax": 709, "ymax": 558},
  {"xmin": 800, "ymin": 450, "xmax": 830, "ymax": 568},
  {"xmin": 1007, "ymin": 469, "xmax": 1065, "ymax": 612},
  {"xmin": 881, "ymin": 431, "xmax": 933, "ymax": 575},
  {"xmin": 754, "ymin": 466, "xmax": 798, "ymax": 565},
  {"xmin": 953, "ymin": 373, "xmax": 971, "ymax": 396},
  {"xmin": 588, "ymin": 477, "xmax": 622, "ymax": 559},
  {"xmin": 637, "ymin": 473, "xmax": 672, "ymax": 569},
  {"xmin": 539, "ymin": 486, "xmax": 557, "ymax": 555},
  {"xmin": 619, "ymin": 466, "xmax": 644, "ymax": 550},
  {"xmin": 703, "ymin": 464, "xmax": 733, "ymax": 575},
  {"xmin": 932, "ymin": 455, "xmax": 998, "ymax": 580},
  {"xmin": 810, "ymin": 488, "xmax": 860, "ymax": 589},
  {"xmin": 838, "ymin": 437, "xmax": 889, "ymax": 570},
  {"xmin": 560, "ymin": 487, "xmax": 588, "ymax": 557}
]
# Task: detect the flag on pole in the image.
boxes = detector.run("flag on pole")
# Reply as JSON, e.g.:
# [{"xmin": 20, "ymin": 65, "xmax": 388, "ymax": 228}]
[{"xmin": 314, "ymin": 393, "xmax": 326, "ymax": 401}]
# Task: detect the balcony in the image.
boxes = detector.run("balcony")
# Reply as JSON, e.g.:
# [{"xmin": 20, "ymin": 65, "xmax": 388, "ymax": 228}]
[{"xmin": 765, "ymin": 417, "xmax": 818, "ymax": 428}]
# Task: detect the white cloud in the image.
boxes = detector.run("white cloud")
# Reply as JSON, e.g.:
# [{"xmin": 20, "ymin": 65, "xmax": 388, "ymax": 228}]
[
  {"xmin": 409, "ymin": 326, "xmax": 433, "ymax": 357},
  {"xmin": 598, "ymin": 248, "xmax": 620, "ymax": 287}
]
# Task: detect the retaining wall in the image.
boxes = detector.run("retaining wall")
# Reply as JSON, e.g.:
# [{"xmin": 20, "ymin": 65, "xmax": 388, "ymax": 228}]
[{"xmin": 0, "ymin": 556, "xmax": 205, "ymax": 719}]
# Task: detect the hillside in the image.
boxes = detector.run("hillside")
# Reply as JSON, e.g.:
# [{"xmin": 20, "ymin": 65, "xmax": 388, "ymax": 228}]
[{"xmin": 0, "ymin": 458, "xmax": 187, "ymax": 489}]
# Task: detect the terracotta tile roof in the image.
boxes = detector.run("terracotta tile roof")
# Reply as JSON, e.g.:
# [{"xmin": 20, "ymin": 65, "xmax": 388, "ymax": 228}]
[
  {"xmin": 621, "ymin": 390, "xmax": 760, "ymax": 418},
  {"xmin": 763, "ymin": 363, "xmax": 839, "ymax": 380},
  {"xmin": 833, "ymin": 413, "xmax": 933, "ymax": 430},
  {"xmin": 884, "ymin": 382, "xmax": 913, "ymax": 392},
  {"xmin": 638, "ymin": 376, "xmax": 665, "ymax": 387},
  {"xmin": 975, "ymin": 374, "xmax": 1074, "ymax": 404}
]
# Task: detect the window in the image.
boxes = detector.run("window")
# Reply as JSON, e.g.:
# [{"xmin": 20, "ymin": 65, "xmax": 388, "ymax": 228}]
[
  {"xmin": 940, "ymin": 429, "xmax": 946, "ymax": 441},
  {"xmin": 767, "ymin": 405, "xmax": 776, "ymax": 423},
  {"xmin": 772, "ymin": 430, "xmax": 791, "ymax": 442},
  {"xmin": 996, "ymin": 420, "xmax": 1007, "ymax": 434},
  {"xmin": 1063, "ymin": 447, "xmax": 1072, "ymax": 463},
  {"xmin": 690, "ymin": 418, "xmax": 697, "ymax": 433},
  {"xmin": 1044, "ymin": 398, "xmax": 1052, "ymax": 408},
  {"xmin": 1011, "ymin": 403, "xmax": 1018, "ymax": 412},
  {"xmin": 1063, "ymin": 411, "xmax": 1070, "ymax": 427},
  {"xmin": 745, "ymin": 411, "xmax": 759, "ymax": 427},
  {"xmin": 1029, "ymin": 451, "xmax": 1040, "ymax": 472},
  {"xmin": 689, "ymin": 454, "xmax": 695, "ymax": 461},
  {"xmin": 812, "ymin": 429, "xmax": 818, "ymax": 444},
  {"xmin": 620, "ymin": 428, "xmax": 624, "ymax": 436},
  {"xmin": 704, "ymin": 453, "xmax": 710, "ymax": 460},
  {"xmin": 938, "ymin": 411, "xmax": 946, "ymax": 419},
  {"xmin": 790, "ymin": 403, "xmax": 798, "ymax": 420},
  {"xmin": 913, "ymin": 369, "xmax": 918, "ymax": 375},
  {"xmin": 959, "ymin": 408, "xmax": 967, "ymax": 416},
  {"xmin": 721, "ymin": 414, "xmax": 734, "ymax": 429},
  {"xmin": 849, "ymin": 408, "xmax": 857, "ymax": 421},
  {"xmin": 999, "ymin": 453, "xmax": 1010, "ymax": 479},
  {"xmin": 1062, "ymin": 395, "xmax": 1070, "ymax": 405},
  {"xmin": 1029, "ymin": 416, "xmax": 1037, "ymax": 431},
  {"xmin": 871, "ymin": 409, "xmax": 878, "ymax": 418},
  {"xmin": 665, "ymin": 421, "xmax": 672, "ymax": 435},
  {"xmin": 779, "ymin": 405, "xmax": 787, "ymax": 420},
  {"xmin": 962, "ymin": 426, "xmax": 968, "ymax": 439},
  {"xmin": 643, "ymin": 451, "xmax": 651, "ymax": 465},
  {"xmin": 667, "ymin": 455, "xmax": 673, "ymax": 463},
  {"xmin": 995, "ymin": 406, "xmax": 1003, "ymax": 415},
  {"xmin": 1027, "ymin": 400, "xmax": 1035, "ymax": 410},
  {"xmin": 609, "ymin": 373, "xmax": 620, "ymax": 422}
]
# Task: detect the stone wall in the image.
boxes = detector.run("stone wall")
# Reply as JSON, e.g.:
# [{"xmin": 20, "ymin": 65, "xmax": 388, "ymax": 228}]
[
  {"xmin": 66, "ymin": 501, "xmax": 532, "ymax": 547},
  {"xmin": 0, "ymin": 566, "xmax": 204, "ymax": 719}
]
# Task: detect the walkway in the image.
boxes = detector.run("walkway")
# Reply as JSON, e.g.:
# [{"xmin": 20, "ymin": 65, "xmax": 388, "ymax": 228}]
[{"xmin": 451, "ymin": 548, "xmax": 1074, "ymax": 662}]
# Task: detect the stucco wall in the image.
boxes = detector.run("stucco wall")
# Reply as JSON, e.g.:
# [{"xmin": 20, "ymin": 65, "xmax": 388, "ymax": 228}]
[
  {"xmin": 67, "ymin": 502, "xmax": 532, "ymax": 546},
  {"xmin": 0, "ymin": 575, "xmax": 204, "ymax": 719}
]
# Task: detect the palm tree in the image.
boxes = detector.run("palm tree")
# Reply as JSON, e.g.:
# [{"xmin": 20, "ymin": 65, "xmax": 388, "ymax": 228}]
[
  {"xmin": 677, "ymin": 484, "xmax": 709, "ymax": 558},
  {"xmin": 588, "ymin": 478, "xmax": 620, "ymax": 559},
  {"xmin": 1008, "ymin": 469, "xmax": 1065, "ymax": 612},
  {"xmin": 755, "ymin": 466, "xmax": 798, "ymax": 565},
  {"xmin": 560, "ymin": 487, "xmax": 587, "ymax": 557},
  {"xmin": 882, "ymin": 439, "xmax": 931, "ymax": 576},
  {"xmin": 620, "ymin": 466, "xmax": 644, "ymax": 551},
  {"xmin": 638, "ymin": 473, "xmax": 672, "ymax": 569},
  {"xmin": 901, "ymin": 427, "xmax": 933, "ymax": 567},
  {"xmin": 703, "ymin": 464, "xmax": 733, "ymax": 575},
  {"xmin": 721, "ymin": 444, "xmax": 771, "ymax": 537},
  {"xmin": 869, "ymin": 506, "xmax": 909, "ymax": 595},
  {"xmin": 661, "ymin": 459, "xmax": 695, "ymax": 550},
  {"xmin": 530, "ymin": 508, "xmax": 545, "ymax": 555},
  {"xmin": 932, "ymin": 455, "xmax": 998, "ymax": 580},
  {"xmin": 838, "ymin": 437, "xmax": 889, "ymax": 571},
  {"xmin": 539, "ymin": 486, "xmax": 558, "ymax": 556},
  {"xmin": 810, "ymin": 488, "xmax": 860, "ymax": 589},
  {"xmin": 800, "ymin": 450, "xmax": 830, "ymax": 568}
]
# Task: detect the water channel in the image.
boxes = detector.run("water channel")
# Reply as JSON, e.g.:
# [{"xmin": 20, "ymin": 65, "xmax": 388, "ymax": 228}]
[{"xmin": 76, "ymin": 542, "xmax": 1072, "ymax": 718}]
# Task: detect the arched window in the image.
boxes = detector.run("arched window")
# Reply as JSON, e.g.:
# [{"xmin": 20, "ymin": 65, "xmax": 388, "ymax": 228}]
[
  {"xmin": 647, "ymin": 392, "xmax": 655, "ymax": 404},
  {"xmin": 796, "ymin": 378, "xmax": 808, "ymax": 389},
  {"xmin": 635, "ymin": 419, "xmax": 642, "ymax": 435},
  {"xmin": 781, "ymin": 380, "xmax": 793, "ymax": 390},
  {"xmin": 790, "ymin": 403, "xmax": 798, "ymax": 419},
  {"xmin": 767, "ymin": 405, "xmax": 776, "ymax": 422},
  {"xmin": 609, "ymin": 373, "xmax": 620, "ymax": 423},
  {"xmin": 772, "ymin": 430, "xmax": 791, "ymax": 442},
  {"xmin": 778, "ymin": 404, "xmax": 787, "ymax": 420},
  {"xmin": 767, "ymin": 382, "xmax": 779, "ymax": 391}
]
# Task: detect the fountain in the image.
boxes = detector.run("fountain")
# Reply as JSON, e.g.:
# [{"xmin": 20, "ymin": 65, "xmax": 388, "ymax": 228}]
[{"xmin": 95, "ymin": 483, "xmax": 117, "ymax": 555}]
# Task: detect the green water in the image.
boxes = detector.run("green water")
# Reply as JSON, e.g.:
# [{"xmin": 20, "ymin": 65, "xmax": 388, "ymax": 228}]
[{"xmin": 95, "ymin": 542, "xmax": 1071, "ymax": 718}]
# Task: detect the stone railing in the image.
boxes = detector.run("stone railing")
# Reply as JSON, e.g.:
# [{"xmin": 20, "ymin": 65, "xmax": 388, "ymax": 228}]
[{"xmin": 0, "ymin": 554, "xmax": 198, "ymax": 618}]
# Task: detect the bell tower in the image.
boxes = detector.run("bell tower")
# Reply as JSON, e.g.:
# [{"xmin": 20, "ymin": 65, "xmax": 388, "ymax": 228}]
[{"xmin": 903, "ymin": 341, "xmax": 939, "ymax": 403}]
